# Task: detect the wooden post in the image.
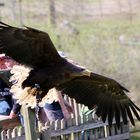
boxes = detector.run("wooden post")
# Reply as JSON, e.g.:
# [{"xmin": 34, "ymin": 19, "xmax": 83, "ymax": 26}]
[
  {"xmin": 22, "ymin": 105, "xmax": 51, "ymax": 140},
  {"xmin": 128, "ymin": 0, "xmax": 133, "ymax": 24},
  {"xmin": 48, "ymin": 0, "xmax": 56, "ymax": 27},
  {"xmin": 0, "ymin": 1, "xmax": 4, "ymax": 21},
  {"xmin": 21, "ymin": 105, "xmax": 39, "ymax": 140},
  {"xmin": 11, "ymin": 0, "xmax": 16, "ymax": 21},
  {"xmin": 41, "ymin": 131, "xmax": 51, "ymax": 140},
  {"xmin": 117, "ymin": 0, "xmax": 122, "ymax": 13},
  {"xmin": 18, "ymin": 0, "xmax": 23, "ymax": 27},
  {"xmin": 99, "ymin": 0, "xmax": 103, "ymax": 17}
]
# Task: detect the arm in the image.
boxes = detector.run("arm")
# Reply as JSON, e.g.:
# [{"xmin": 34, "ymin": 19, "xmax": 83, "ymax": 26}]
[
  {"xmin": 9, "ymin": 99, "xmax": 21, "ymax": 119},
  {"xmin": 54, "ymin": 89, "xmax": 71, "ymax": 120}
]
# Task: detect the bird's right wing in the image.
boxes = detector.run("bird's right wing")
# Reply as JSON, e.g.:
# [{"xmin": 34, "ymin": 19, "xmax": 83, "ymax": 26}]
[{"xmin": 57, "ymin": 73, "xmax": 140, "ymax": 128}]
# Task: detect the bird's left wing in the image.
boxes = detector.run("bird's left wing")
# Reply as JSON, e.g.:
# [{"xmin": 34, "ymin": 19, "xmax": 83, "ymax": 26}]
[
  {"xmin": 0, "ymin": 22, "xmax": 62, "ymax": 67},
  {"xmin": 57, "ymin": 73, "xmax": 140, "ymax": 128}
]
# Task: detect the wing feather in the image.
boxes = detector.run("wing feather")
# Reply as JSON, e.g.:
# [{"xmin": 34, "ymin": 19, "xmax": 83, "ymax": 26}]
[
  {"xmin": 129, "ymin": 103, "xmax": 140, "ymax": 121},
  {"xmin": 0, "ymin": 21, "xmax": 63, "ymax": 67},
  {"xmin": 125, "ymin": 105, "xmax": 135, "ymax": 126},
  {"xmin": 108, "ymin": 99, "xmax": 115, "ymax": 126},
  {"xmin": 120, "ymin": 102, "xmax": 128, "ymax": 125},
  {"xmin": 58, "ymin": 73, "xmax": 140, "ymax": 127}
]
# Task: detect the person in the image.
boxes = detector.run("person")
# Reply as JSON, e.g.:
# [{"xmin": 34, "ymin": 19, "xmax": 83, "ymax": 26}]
[
  {"xmin": 39, "ymin": 88, "xmax": 73, "ymax": 124},
  {"xmin": 0, "ymin": 77, "xmax": 21, "ymax": 120},
  {"xmin": 0, "ymin": 54, "xmax": 21, "ymax": 120}
]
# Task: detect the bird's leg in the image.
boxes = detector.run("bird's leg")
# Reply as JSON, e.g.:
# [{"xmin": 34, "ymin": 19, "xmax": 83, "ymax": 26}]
[{"xmin": 34, "ymin": 83, "xmax": 41, "ymax": 131}]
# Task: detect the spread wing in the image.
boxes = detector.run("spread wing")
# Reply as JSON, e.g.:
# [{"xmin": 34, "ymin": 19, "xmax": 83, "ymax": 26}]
[
  {"xmin": 57, "ymin": 73, "xmax": 140, "ymax": 128},
  {"xmin": 0, "ymin": 22, "xmax": 62, "ymax": 68}
]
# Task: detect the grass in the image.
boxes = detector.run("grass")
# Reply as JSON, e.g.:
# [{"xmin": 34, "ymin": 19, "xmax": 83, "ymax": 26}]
[
  {"xmin": 3, "ymin": 0, "xmax": 140, "ymax": 94},
  {"xmin": 131, "ymin": 135, "xmax": 140, "ymax": 140},
  {"xmin": 7, "ymin": 13, "xmax": 140, "ymax": 91},
  {"xmin": 131, "ymin": 136, "xmax": 140, "ymax": 140}
]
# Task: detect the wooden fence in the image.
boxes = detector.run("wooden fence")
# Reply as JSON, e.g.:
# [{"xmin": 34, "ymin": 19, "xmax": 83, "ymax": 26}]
[
  {"xmin": 0, "ymin": 114, "xmax": 130, "ymax": 140},
  {"xmin": 0, "ymin": 115, "xmax": 130, "ymax": 140},
  {"xmin": 0, "ymin": 97, "xmax": 130, "ymax": 140}
]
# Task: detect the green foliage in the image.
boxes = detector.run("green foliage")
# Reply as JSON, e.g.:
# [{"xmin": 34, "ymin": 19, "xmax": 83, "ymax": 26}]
[{"xmin": 131, "ymin": 135, "xmax": 140, "ymax": 140}]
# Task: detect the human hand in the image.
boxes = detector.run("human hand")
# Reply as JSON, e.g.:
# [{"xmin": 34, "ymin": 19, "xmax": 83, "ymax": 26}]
[{"xmin": 9, "ymin": 111, "xmax": 17, "ymax": 119}]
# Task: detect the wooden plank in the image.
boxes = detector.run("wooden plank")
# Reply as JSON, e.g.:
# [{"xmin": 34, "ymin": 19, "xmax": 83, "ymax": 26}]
[
  {"xmin": 21, "ymin": 105, "xmax": 38, "ymax": 140},
  {"xmin": 60, "ymin": 135, "xmax": 66, "ymax": 140},
  {"xmin": 0, "ymin": 125, "xmax": 2, "ymax": 140},
  {"xmin": 55, "ymin": 120, "xmax": 61, "ymax": 130},
  {"xmin": 41, "ymin": 130, "xmax": 51, "ymax": 140},
  {"xmin": 82, "ymin": 130, "xmax": 87, "ymax": 140},
  {"xmin": 17, "ymin": 126, "xmax": 24, "ymax": 137},
  {"xmin": 78, "ymin": 115, "xmax": 82, "ymax": 126},
  {"xmin": 9, "ymin": 136, "xmax": 25, "ymax": 140},
  {"xmin": 61, "ymin": 119, "xmax": 66, "ymax": 130},
  {"xmin": 78, "ymin": 131, "xmax": 82, "ymax": 140},
  {"xmin": 7, "ymin": 129, "xmax": 12, "ymax": 139},
  {"xmin": 74, "ymin": 132, "xmax": 79, "ymax": 140},
  {"xmin": 116, "ymin": 124, "xmax": 121, "ymax": 135},
  {"xmin": 122, "ymin": 124, "xmax": 129, "ymax": 133},
  {"xmin": 98, "ymin": 133, "xmax": 130, "ymax": 140},
  {"xmin": 95, "ymin": 128, "xmax": 99, "ymax": 139},
  {"xmin": 101, "ymin": 127, "xmax": 105, "ymax": 138},
  {"xmin": 12, "ymin": 127, "xmax": 19, "ymax": 138},
  {"xmin": 0, "ymin": 117, "xmax": 20, "ymax": 130},
  {"xmin": 78, "ymin": 104, "xmax": 82, "ymax": 116},
  {"xmin": 67, "ymin": 118, "xmax": 73, "ymax": 127},
  {"xmin": 110, "ymin": 124, "xmax": 116, "ymax": 136},
  {"xmin": 50, "ymin": 121, "xmax": 55, "ymax": 130},
  {"xmin": 55, "ymin": 136, "xmax": 61, "ymax": 140},
  {"xmin": 50, "ymin": 121, "xmax": 115, "ymax": 137},
  {"xmin": 68, "ymin": 97, "xmax": 74, "ymax": 118},
  {"xmin": 50, "ymin": 121, "xmax": 130, "ymax": 139},
  {"xmin": 88, "ymin": 113, "xmax": 93, "ymax": 122},
  {"xmin": 73, "ymin": 99, "xmax": 79, "ymax": 125},
  {"xmin": 89, "ymin": 129, "xmax": 95, "ymax": 140},
  {"xmin": 66, "ymin": 134, "xmax": 71, "ymax": 140},
  {"xmin": 104, "ymin": 126, "xmax": 108, "ymax": 137},
  {"xmin": 0, "ymin": 130, "xmax": 6, "ymax": 140},
  {"xmin": 72, "ymin": 117, "xmax": 76, "ymax": 126},
  {"xmin": 70, "ymin": 133, "xmax": 74, "ymax": 140}
]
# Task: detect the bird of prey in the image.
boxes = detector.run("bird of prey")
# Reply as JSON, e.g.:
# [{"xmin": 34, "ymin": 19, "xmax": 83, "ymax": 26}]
[{"xmin": 0, "ymin": 21, "xmax": 140, "ymax": 128}]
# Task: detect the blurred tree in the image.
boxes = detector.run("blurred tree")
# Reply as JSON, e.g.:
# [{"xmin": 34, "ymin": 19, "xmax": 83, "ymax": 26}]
[
  {"xmin": 48, "ymin": 0, "xmax": 56, "ymax": 27},
  {"xmin": 0, "ymin": 0, "xmax": 4, "ymax": 20}
]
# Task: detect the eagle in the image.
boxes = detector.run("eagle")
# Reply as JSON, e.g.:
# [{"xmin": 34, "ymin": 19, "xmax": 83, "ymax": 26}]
[{"xmin": 0, "ymin": 21, "xmax": 140, "ymax": 128}]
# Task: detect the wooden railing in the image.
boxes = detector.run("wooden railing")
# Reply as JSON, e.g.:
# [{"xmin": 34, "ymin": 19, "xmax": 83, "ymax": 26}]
[
  {"xmin": 47, "ymin": 118, "xmax": 130, "ymax": 140},
  {"xmin": 0, "ymin": 107, "xmax": 130, "ymax": 140},
  {"xmin": 0, "ymin": 117, "xmax": 24, "ymax": 140}
]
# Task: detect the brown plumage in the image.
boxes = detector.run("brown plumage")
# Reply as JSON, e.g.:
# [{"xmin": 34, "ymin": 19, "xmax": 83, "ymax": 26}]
[{"xmin": 0, "ymin": 21, "xmax": 140, "ymax": 128}]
